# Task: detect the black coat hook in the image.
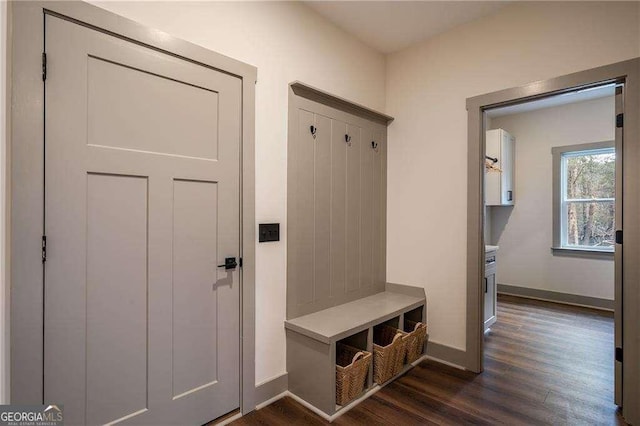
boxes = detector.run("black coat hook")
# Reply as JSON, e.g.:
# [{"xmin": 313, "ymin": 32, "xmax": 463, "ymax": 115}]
[
  {"xmin": 371, "ymin": 141, "xmax": 378, "ymax": 150},
  {"xmin": 310, "ymin": 125, "xmax": 317, "ymax": 138},
  {"xmin": 485, "ymin": 155, "xmax": 498, "ymax": 164},
  {"xmin": 345, "ymin": 134, "xmax": 352, "ymax": 144}
]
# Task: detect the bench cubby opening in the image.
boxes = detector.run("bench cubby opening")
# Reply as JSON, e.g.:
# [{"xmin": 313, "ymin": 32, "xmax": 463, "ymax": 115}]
[
  {"xmin": 337, "ymin": 328, "xmax": 369, "ymax": 352},
  {"xmin": 403, "ymin": 305, "xmax": 425, "ymax": 327},
  {"xmin": 375, "ymin": 315, "xmax": 400, "ymax": 330},
  {"xmin": 335, "ymin": 329, "xmax": 372, "ymax": 408},
  {"xmin": 402, "ymin": 305, "xmax": 428, "ymax": 362}
]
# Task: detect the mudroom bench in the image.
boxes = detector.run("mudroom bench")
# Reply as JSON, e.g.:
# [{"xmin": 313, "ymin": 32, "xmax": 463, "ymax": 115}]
[{"xmin": 284, "ymin": 284, "xmax": 427, "ymax": 420}]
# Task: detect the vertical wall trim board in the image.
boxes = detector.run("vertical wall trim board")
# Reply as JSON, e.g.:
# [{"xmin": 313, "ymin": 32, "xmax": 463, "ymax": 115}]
[{"xmin": 2, "ymin": 0, "xmax": 12, "ymax": 404}]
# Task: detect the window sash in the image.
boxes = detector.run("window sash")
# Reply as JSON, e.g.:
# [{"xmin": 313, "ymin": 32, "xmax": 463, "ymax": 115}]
[
  {"xmin": 561, "ymin": 147, "xmax": 615, "ymax": 158},
  {"xmin": 560, "ymin": 199, "xmax": 615, "ymax": 248}
]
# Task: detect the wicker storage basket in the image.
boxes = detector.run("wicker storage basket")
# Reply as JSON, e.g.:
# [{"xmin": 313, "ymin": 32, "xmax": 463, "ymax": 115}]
[
  {"xmin": 404, "ymin": 320, "xmax": 428, "ymax": 364},
  {"xmin": 336, "ymin": 343, "xmax": 371, "ymax": 405},
  {"xmin": 373, "ymin": 325, "xmax": 408, "ymax": 384}
]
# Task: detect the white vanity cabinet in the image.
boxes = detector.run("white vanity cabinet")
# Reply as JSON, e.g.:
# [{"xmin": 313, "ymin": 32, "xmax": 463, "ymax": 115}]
[{"xmin": 486, "ymin": 129, "xmax": 515, "ymax": 206}]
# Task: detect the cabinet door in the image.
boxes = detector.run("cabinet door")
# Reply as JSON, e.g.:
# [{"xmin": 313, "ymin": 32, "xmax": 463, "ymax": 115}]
[
  {"xmin": 485, "ymin": 129, "xmax": 502, "ymax": 206},
  {"xmin": 501, "ymin": 131, "xmax": 515, "ymax": 205},
  {"xmin": 484, "ymin": 273, "xmax": 496, "ymax": 324},
  {"xmin": 486, "ymin": 129, "xmax": 515, "ymax": 206}
]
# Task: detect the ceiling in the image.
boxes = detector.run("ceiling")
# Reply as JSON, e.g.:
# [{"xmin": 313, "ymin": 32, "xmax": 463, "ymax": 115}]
[
  {"xmin": 486, "ymin": 84, "xmax": 616, "ymax": 118},
  {"xmin": 303, "ymin": 1, "xmax": 510, "ymax": 54}
]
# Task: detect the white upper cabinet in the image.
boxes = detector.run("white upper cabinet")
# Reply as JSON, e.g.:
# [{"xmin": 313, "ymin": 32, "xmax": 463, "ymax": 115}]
[{"xmin": 485, "ymin": 128, "xmax": 515, "ymax": 206}]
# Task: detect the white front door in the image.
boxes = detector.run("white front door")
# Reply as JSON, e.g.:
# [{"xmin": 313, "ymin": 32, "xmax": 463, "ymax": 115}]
[{"xmin": 44, "ymin": 14, "xmax": 241, "ymax": 425}]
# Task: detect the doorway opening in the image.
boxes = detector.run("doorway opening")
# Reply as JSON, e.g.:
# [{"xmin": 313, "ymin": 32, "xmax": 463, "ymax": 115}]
[
  {"xmin": 466, "ymin": 59, "xmax": 640, "ymax": 424},
  {"xmin": 481, "ymin": 84, "xmax": 621, "ymax": 423}
]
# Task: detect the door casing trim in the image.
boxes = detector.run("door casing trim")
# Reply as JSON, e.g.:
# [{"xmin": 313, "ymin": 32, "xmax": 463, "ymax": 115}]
[
  {"xmin": 9, "ymin": 1, "xmax": 257, "ymax": 415},
  {"xmin": 466, "ymin": 58, "xmax": 640, "ymax": 425}
]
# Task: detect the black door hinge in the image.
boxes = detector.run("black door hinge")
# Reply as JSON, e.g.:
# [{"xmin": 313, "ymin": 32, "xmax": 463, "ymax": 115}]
[
  {"xmin": 615, "ymin": 230, "xmax": 623, "ymax": 245},
  {"xmin": 42, "ymin": 236, "xmax": 47, "ymax": 263},
  {"xmin": 42, "ymin": 52, "xmax": 47, "ymax": 82},
  {"xmin": 239, "ymin": 257, "xmax": 243, "ymax": 268},
  {"xmin": 616, "ymin": 113, "xmax": 623, "ymax": 128},
  {"xmin": 615, "ymin": 347, "xmax": 623, "ymax": 363}
]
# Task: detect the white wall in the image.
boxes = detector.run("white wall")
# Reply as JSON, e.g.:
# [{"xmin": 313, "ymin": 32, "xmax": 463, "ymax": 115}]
[
  {"xmin": 490, "ymin": 96, "xmax": 615, "ymax": 300},
  {"xmin": 91, "ymin": 1, "xmax": 386, "ymax": 385},
  {"xmin": 386, "ymin": 1, "xmax": 640, "ymax": 351}
]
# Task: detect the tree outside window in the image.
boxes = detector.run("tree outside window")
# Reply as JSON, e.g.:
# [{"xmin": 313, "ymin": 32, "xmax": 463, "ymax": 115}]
[{"xmin": 563, "ymin": 149, "xmax": 615, "ymax": 248}]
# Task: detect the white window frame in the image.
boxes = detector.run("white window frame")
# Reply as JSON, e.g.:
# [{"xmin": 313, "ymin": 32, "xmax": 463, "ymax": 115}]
[{"xmin": 552, "ymin": 140, "xmax": 615, "ymax": 257}]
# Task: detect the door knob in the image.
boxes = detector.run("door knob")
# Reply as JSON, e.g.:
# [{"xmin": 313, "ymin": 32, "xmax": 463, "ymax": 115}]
[{"xmin": 218, "ymin": 257, "xmax": 237, "ymax": 270}]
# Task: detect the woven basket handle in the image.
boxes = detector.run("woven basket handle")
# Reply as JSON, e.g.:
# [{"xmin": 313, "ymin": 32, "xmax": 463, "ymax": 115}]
[
  {"xmin": 414, "ymin": 322, "xmax": 423, "ymax": 331},
  {"xmin": 351, "ymin": 352, "xmax": 364, "ymax": 364},
  {"xmin": 392, "ymin": 333, "xmax": 403, "ymax": 343}
]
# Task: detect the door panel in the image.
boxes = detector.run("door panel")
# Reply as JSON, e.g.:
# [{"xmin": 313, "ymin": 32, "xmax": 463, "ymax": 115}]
[
  {"xmin": 45, "ymin": 15, "xmax": 241, "ymax": 425},
  {"xmin": 87, "ymin": 56, "xmax": 220, "ymax": 159},
  {"xmin": 172, "ymin": 180, "xmax": 219, "ymax": 399},
  {"xmin": 86, "ymin": 174, "xmax": 149, "ymax": 425}
]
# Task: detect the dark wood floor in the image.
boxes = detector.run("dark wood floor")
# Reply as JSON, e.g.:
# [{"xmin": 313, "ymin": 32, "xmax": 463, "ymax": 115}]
[{"xmin": 233, "ymin": 294, "xmax": 624, "ymax": 425}]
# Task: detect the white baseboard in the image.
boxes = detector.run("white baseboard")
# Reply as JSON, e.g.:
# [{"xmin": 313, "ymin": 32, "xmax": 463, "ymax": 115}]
[{"xmin": 255, "ymin": 391, "xmax": 288, "ymax": 411}]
